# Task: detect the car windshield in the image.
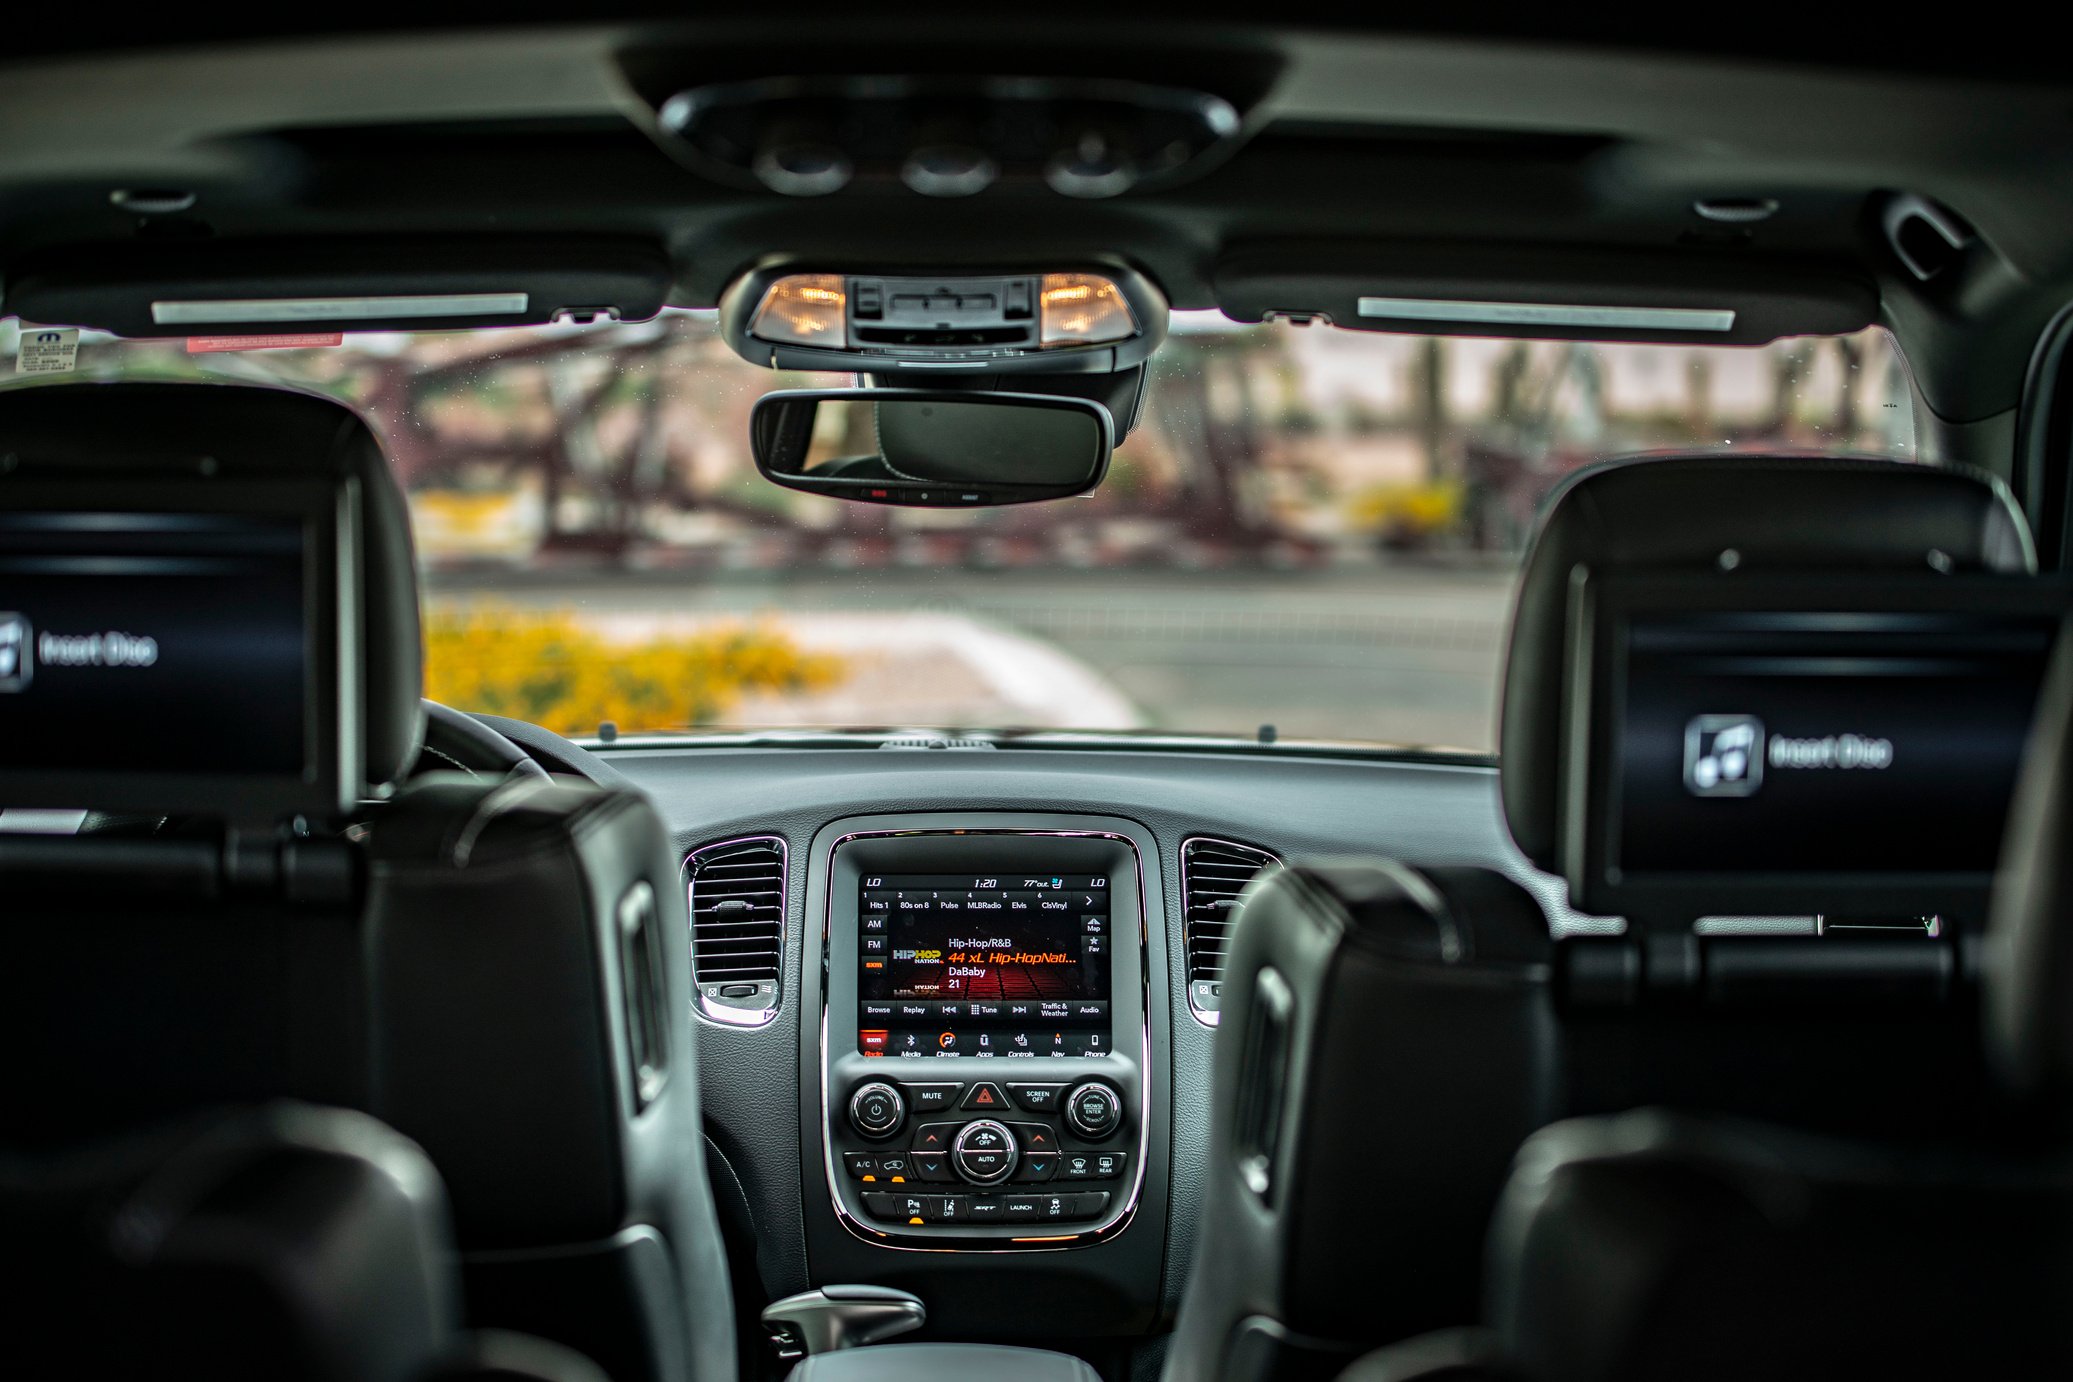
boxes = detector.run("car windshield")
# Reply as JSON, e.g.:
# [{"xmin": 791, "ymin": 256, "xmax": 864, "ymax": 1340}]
[{"xmin": 0, "ymin": 313, "xmax": 1923, "ymax": 751}]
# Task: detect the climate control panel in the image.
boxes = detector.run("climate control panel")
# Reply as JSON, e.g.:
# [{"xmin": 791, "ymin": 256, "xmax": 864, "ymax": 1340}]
[{"xmin": 836, "ymin": 1078, "xmax": 1131, "ymax": 1230}]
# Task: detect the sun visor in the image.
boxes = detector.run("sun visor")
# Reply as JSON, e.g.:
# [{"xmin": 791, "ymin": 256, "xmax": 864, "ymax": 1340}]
[
  {"xmin": 4, "ymin": 238, "xmax": 673, "ymax": 338},
  {"xmin": 1214, "ymin": 244, "xmax": 1877, "ymax": 346}
]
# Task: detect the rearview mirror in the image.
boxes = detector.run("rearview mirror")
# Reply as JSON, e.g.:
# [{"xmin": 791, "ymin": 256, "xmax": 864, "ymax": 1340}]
[{"xmin": 749, "ymin": 389, "xmax": 1112, "ymax": 506}]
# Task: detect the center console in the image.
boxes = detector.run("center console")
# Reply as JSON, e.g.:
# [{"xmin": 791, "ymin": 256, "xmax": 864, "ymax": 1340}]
[{"xmin": 813, "ymin": 822, "xmax": 1151, "ymax": 1249}]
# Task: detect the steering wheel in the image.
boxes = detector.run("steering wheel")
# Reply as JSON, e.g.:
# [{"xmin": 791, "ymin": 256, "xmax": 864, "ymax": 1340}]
[{"xmin": 415, "ymin": 700, "xmax": 550, "ymax": 781}]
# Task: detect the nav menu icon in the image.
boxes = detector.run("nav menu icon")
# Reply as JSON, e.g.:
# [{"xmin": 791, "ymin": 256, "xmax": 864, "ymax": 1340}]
[
  {"xmin": 1683, "ymin": 714, "xmax": 1763, "ymax": 797},
  {"xmin": 0, "ymin": 614, "xmax": 30, "ymax": 693}
]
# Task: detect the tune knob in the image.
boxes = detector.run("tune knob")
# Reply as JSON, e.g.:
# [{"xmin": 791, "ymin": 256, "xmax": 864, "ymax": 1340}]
[
  {"xmin": 1064, "ymin": 1082, "xmax": 1122, "ymax": 1139},
  {"xmin": 951, "ymin": 1119, "xmax": 1019, "ymax": 1186},
  {"xmin": 848, "ymin": 1082, "xmax": 905, "ymax": 1140}
]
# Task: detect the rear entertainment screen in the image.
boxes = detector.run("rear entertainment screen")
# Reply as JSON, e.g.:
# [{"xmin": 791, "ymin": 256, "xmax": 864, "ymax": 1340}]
[
  {"xmin": 1616, "ymin": 613, "xmax": 2047, "ymax": 872},
  {"xmin": 1570, "ymin": 572, "xmax": 2066, "ymax": 915},
  {"xmin": 857, "ymin": 872, "xmax": 1113, "ymax": 1058},
  {"xmin": 0, "ymin": 511, "xmax": 307, "ymax": 775}
]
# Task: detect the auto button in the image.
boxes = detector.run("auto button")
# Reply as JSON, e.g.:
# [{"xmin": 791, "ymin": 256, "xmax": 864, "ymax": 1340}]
[{"xmin": 951, "ymin": 1119, "xmax": 1019, "ymax": 1187}]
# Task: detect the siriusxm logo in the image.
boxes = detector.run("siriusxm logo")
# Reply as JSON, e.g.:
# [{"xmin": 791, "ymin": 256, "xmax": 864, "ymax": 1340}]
[
  {"xmin": 0, "ymin": 613, "xmax": 29, "ymax": 693},
  {"xmin": 1683, "ymin": 715, "xmax": 1763, "ymax": 797}
]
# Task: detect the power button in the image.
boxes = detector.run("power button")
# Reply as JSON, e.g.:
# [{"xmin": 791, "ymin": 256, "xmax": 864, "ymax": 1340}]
[{"xmin": 848, "ymin": 1081, "xmax": 906, "ymax": 1140}]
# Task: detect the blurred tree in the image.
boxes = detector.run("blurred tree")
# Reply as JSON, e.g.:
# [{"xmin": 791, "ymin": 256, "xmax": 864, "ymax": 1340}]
[
  {"xmin": 1136, "ymin": 332, "xmax": 1284, "ymax": 547},
  {"xmin": 1768, "ymin": 340, "xmax": 1818, "ymax": 436},
  {"xmin": 1835, "ymin": 334, "xmax": 1864, "ymax": 443},
  {"xmin": 1415, "ymin": 337, "xmax": 1452, "ymax": 481},
  {"xmin": 1683, "ymin": 352, "xmax": 1714, "ymax": 439}
]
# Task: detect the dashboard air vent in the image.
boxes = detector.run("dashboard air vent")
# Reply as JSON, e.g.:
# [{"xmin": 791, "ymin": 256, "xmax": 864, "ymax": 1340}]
[
  {"xmin": 685, "ymin": 835, "xmax": 786, "ymax": 1026},
  {"xmin": 1181, "ymin": 837, "xmax": 1283, "ymax": 1025}
]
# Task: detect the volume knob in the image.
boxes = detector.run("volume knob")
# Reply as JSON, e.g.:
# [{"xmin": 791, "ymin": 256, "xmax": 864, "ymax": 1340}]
[{"xmin": 848, "ymin": 1082, "xmax": 905, "ymax": 1140}]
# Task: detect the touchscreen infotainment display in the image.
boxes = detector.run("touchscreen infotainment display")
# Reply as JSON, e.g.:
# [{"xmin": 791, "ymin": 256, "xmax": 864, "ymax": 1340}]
[{"xmin": 857, "ymin": 872, "xmax": 1113, "ymax": 1058}]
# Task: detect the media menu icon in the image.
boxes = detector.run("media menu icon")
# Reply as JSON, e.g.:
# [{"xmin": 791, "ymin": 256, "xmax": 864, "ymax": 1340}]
[
  {"xmin": 1683, "ymin": 714, "xmax": 1764, "ymax": 797},
  {"xmin": 0, "ymin": 614, "xmax": 30, "ymax": 693}
]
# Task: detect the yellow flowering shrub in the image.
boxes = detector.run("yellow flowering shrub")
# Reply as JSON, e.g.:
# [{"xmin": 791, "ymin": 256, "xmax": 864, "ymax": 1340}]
[{"xmin": 423, "ymin": 605, "xmax": 846, "ymax": 737}]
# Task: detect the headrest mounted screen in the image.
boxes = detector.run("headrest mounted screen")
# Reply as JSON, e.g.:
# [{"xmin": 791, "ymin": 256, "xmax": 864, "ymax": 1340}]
[
  {"xmin": 0, "ymin": 476, "xmax": 360, "ymax": 820},
  {"xmin": 1564, "ymin": 568, "xmax": 2062, "ymax": 922}
]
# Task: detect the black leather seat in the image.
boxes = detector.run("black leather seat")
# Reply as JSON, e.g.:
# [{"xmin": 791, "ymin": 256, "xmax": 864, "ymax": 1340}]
[
  {"xmin": 1503, "ymin": 453, "xmax": 2032, "ymax": 1142},
  {"xmin": 0, "ymin": 383, "xmax": 733, "ymax": 1380},
  {"xmin": 1449, "ymin": 662, "xmax": 2073, "ymax": 1378},
  {"xmin": 1475, "ymin": 1105, "xmax": 2073, "ymax": 1382},
  {"xmin": 1, "ymin": 1101, "xmax": 611, "ymax": 1381},
  {"xmin": 364, "ymin": 774, "xmax": 738, "ymax": 1382},
  {"xmin": 1172, "ymin": 454, "xmax": 2039, "ymax": 1382},
  {"xmin": 1167, "ymin": 863, "xmax": 1556, "ymax": 1382},
  {"xmin": 2, "ymin": 1102, "xmax": 460, "ymax": 1380},
  {"xmin": 1333, "ymin": 467, "xmax": 2065, "ymax": 1382},
  {"xmin": 1423, "ymin": 612, "xmax": 2067, "ymax": 1380}
]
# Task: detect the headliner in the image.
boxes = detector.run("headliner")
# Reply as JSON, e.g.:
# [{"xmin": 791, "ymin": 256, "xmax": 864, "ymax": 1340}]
[{"xmin": 2, "ymin": 11, "xmax": 2068, "ymax": 423}]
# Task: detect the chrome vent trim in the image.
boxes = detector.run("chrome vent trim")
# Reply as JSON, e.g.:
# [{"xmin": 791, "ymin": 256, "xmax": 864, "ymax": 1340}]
[
  {"xmin": 1180, "ymin": 836, "xmax": 1283, "ymax": 1027},
  {"xmin": 685, "ymin": 834, "xmax": 786, "ymax": 1028}
]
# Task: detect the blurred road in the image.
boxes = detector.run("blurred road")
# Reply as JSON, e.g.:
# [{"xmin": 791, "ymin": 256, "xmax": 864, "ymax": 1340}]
[{"xmin": 425, "ymin": 562, "xmax": 1516, "ymax": 750}]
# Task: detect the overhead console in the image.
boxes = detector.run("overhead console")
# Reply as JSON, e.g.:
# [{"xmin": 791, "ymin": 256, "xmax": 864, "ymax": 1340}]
[
  {"xmin": 802, "ymin": 816, "xmax": 1158, "ymax": 1256},
  {"xmin": 718, "ymin": 264, "xmax": 1167, "ymax": 375},
  {"xmin": 647, "ymin": 76, "xmax": 1251, "ymax": 203}
]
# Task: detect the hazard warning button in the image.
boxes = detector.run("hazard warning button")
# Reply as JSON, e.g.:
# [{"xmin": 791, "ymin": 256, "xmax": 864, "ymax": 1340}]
[{"xmin": 959, "ymin": 1081, "xmax": 1008, "ymax": 1112}]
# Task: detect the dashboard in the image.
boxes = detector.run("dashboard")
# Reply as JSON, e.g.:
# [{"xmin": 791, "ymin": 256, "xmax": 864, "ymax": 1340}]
[{"xmin": 533, "ymin": 734, "xmax": 1595, "ymax": 1349}]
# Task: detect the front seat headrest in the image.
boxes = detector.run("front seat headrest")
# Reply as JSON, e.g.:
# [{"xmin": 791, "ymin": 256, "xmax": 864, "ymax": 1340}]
[
  {"xmin": 1498, "ymin": 454, "xmax": 2034, "ymax": 875},
  {"xmin": 0, "ymin": 381, "xmax": 423, "ymax": 792}
]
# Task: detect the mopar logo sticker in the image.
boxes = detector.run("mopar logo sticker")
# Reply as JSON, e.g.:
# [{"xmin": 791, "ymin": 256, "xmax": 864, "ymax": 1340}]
[
  {"xmin": 1683, "ymin": 714, "xmax": 1763, "ymax": 797},
  {"xmin": 0, "ymin": 613, "xmax": 31, "ymax": 692},
  {"xmin": 15, "ymin": 327, "xmax": 79, "ymax": 375}
]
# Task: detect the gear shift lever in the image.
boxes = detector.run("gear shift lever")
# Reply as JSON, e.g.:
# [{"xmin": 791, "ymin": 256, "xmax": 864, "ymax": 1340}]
[{"xmin": 762, "ymin": 1285, "xmax": 926, "ymax": 1361}]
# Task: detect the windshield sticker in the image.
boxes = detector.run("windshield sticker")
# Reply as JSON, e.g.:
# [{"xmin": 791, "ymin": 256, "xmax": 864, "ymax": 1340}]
[{"xmin": 14, "ymin": 327, "xmax": 77, "ymax": 374}]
